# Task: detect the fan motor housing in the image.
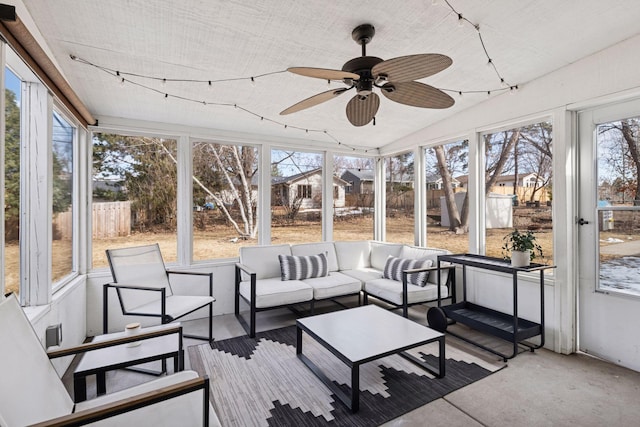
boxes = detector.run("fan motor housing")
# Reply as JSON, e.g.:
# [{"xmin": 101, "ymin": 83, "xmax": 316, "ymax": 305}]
[{"xmin": 342, "ymin": 56, "xmax": 383, "ymax": 95}]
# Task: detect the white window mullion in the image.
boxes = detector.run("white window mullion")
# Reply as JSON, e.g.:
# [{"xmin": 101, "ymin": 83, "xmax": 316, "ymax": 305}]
[{"xmin": 22, "ymin": 81, "xmax": 52, "ymax": 306}]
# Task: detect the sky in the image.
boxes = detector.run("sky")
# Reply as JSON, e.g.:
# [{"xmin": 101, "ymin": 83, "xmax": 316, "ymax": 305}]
[{"xmin": 5, "ymin": 67, "xmax": 20, "ymax": 101}]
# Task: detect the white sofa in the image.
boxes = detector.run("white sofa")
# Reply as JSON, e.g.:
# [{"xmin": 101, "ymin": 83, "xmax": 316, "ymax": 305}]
[{"xmin": 235, "ymin": 240, "xmax": 454, "ymax": 337}]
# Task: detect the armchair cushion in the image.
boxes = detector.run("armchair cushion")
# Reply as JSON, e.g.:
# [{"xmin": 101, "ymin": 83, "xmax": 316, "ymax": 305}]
[
  {"xmin": 74, "ymin": 371, "xmax": 220, "ymax": 426},
  {"xmin": 126, "ymin": 294, "xmax": 215, "ymax": 319},
  {"xmin": 383, "ymin": 256, "xmax": 433, "ymax": 286},
  {"xmin": 278, "ymin": 253, "xmax": 328, "ymax": 281}
]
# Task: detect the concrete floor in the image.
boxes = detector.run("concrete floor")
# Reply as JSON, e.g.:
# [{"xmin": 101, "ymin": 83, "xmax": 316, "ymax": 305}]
[{"xmin": 64, "ymin": 302, "xmax": 640, "ymax": 427}]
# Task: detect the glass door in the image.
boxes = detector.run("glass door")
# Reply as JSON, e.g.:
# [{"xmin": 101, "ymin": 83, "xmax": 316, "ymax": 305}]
[{"xmin": 578, "ymin": 102, "xmax": 640, "ymax": 372}]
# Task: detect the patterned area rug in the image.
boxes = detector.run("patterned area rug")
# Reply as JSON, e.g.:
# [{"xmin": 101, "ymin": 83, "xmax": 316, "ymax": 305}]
[{"xmin": 188, "ymin": 325, "xmax": 504, "ymax": 427}]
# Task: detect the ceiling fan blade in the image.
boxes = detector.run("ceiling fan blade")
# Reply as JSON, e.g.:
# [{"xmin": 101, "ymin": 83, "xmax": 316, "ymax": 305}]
[
  {"xmin": 280, "ymin": 88, "xmax": 349, "ymax": 115},
  {"xmin": 287, "ymin": 67, "xmax": 360, "ymax": 81},
  {"xmin": 346, "ymin": 93, "xmax": 380, "ymax": 126},
  {"xmin": 381, "ymin": 81, "xmax": 454, "ymax": 109},
  {"xmin": 372, "ymin": 54, "xmax": 452, "ymax": 82}
]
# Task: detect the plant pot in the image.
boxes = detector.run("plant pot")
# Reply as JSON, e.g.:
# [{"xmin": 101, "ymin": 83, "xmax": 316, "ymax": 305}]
[{"xmin": 511, "ymin": 250, "xmax": 531, "ymax": 267}]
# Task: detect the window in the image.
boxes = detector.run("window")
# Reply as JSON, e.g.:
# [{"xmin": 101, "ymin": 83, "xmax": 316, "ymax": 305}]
[
  {"xmin": 51, "ymin": 111, "xmax": 76, "ymax": 284},
  {"xmin": 271, "ymin": 149, "xmax": 322, "ymax": 244},
  {"xmin": 4, "ymin": 67, "xmax": 21, "ymax": 297},
  {"xmin": 298, "ymin": 184, "xmax": 312, "ymax": 199},
  {"xmin": 91, "ymin": 133, "xmax": 178, "ymax": 268},
  {"xmin": 596, "ymin": 117, "xmax": 640, "ymax": 295},
  {"xmin": 333, "ymin": 155, "xmax": 373, "ymax": 241},
  {"xmin": 483, "ymin": 121, "xmax": 553, "ymax": 262},
  {"xmin": 424, "ymin": 140, "xmax": 469, "ymax": 253},
  {"xmin": 192, "ymin": 141, "xmax": 258, "ymax": 260},
  {"xmin": 385, "ymin": 152, "xmax": 414, "ymax": 244}
]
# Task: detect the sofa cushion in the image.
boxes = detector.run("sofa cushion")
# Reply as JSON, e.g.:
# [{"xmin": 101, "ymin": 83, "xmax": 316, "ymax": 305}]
[
  {"xmin": 279, "ymin": 253, "xmax": 328, "ymax": 281},
  {"xmin": 291, "ymin": 242, "xmax": 339, "ymax": 272},
  {"xmin": 370, "ymin": 241, "xmax": 404, "ymax": 270},
  {"xmin": 334, "ymin": 241, "xmax": 371, "ymax": 270},
  {"xmin": 383, "ymin": 256, "xmax": 433, "ymax": 286},
  {"xmin": 239, "ymin": 278, "xmax": 313, "ymax": 309},
  {"xmin": 399, "ymin": 246, "xmax": 451, "ymax": 285},
  {"xmin": 302, "ymin": 272, "xmax": 362, "ymax": 300},
  {"xmin": 364, "ymin": 278, "xmax": 449, "ymax": 305},
  {"xmin": 239, "ymin": 244, "xmax": 292, "ymax": 280},
  {"xmin": 340, "ymin": 267, "xmax": 383, "ymax": 283}
]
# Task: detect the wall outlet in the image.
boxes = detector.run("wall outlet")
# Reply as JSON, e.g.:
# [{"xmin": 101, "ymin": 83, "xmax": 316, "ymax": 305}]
[{"xmin": 46, "ymin": 323, "xmax": 63, "ymax": 348}]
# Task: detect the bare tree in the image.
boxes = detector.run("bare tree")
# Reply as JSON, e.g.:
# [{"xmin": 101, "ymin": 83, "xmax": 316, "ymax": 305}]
[{"xmin": 434, "ymin": 145, "xmax": 468, "ymax": 233}]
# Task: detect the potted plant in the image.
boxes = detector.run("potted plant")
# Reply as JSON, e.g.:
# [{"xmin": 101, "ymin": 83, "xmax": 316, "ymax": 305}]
[{"xmin": 502, "ymin": 229, "xmax": 543, "ymax": 267}]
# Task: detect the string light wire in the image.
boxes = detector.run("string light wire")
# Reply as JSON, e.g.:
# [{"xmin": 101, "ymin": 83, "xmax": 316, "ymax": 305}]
[{"xmin": 70, "ymin": 3, "xmax": 518, "ymax": 152}]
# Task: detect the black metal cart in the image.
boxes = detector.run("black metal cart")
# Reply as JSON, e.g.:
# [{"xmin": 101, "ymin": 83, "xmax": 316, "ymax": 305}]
[{"xmin": 428, "ymin": 253, "xmax": 556, "ymax": 361}]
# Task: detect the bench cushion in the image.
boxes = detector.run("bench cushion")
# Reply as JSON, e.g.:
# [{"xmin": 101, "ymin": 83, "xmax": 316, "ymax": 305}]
[
  {"xmin": 370, "ymin": 241, "xmax": 404, "ymax": 270},
  {"xmin": 334, "ymin": 241, "xmax": 371, "ymax": 270},
  {"xmin": 302, "ymin": 272, "xmax": 362, "ymax": 300},
  {"xmin": 364, "ymin": 278, "xmax": 449, "ymax": 305},
  {"xmin": 340, "ymin": 267, "xmax": 383, "ymax": 283},
  {"xmin": 239, "ymin": 244, "xmax": 291, "ymax": 280},
  {"xmin": 239, "ymin": 278, "xmax": 313, "ymax": 308},
  {"xmin": 291, "ymin": 242, "xmax": 340, "ymax": 272},
  {"xmin": 399, "ymin": 246, "xmax": 451, "ymax": 285}
]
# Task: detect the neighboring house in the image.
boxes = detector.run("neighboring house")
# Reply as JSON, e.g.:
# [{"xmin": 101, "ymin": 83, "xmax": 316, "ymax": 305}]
[
  {"xmin": 456, "ymin": 173, "xmax": 549, "ymax": 202},
  {"xmin": 426, "ymin": 173, "xmax": 461, "ymax": 190},
  {"xmin": 272, "ymin": 168, "xmax": 348, "ymax": 209},
  {"xmin": 92, "ymin": 178, "xmax": 126, "ymax": 201},
  {"xmin": 341, "ymin": 169, "xmax": 374, "ymax": 194},
  {"xmin": 340, "ymin": 168, "xmax": 414, "ymax": 194}
]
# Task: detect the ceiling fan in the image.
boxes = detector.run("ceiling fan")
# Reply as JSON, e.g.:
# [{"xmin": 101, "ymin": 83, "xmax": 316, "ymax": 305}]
[{"xmin": 280, "ymin": 24, "xmax": 455, "ymax": 126}]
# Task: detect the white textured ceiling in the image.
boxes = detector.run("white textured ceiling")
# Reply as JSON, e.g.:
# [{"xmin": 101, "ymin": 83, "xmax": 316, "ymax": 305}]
[{"xmin": 20, "ymin": 0, "xmax": 640, "ymax": 150}]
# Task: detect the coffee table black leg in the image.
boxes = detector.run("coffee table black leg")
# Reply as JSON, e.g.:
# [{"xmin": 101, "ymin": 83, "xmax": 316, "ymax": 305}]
[
  {"xmin": 351, "ymin": 364, "xmax": 360, "ymax": 413},
  {"xmin": 73, "ymin": 375, "xmax": 87, "ymax": 403},
  {"xmin": 97, "ymin": 371, "xmax": 106, "ymax": 396},
  {"xmin": 439, "ymin": 336, "xmax": 446, "ymax": 377},
  {"xmin": 296, "ymin": 326, "xmax": 303, "ymax": 355}
]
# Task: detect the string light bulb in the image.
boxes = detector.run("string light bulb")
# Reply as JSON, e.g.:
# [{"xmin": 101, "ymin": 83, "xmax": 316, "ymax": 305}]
[
  {"xmin": 250, "ymin": 76, "xmax": 255, "ymax": 87},
  {"xmin": 208, "ymin": 80, "xmax": 212, "ymax": 91},
  {"xmin": 457, "ymin": 14, "xmax": 464, "ymax": 27}
]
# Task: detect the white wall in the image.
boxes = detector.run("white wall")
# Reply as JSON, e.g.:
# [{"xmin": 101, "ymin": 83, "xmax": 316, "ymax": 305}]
[{"xmin": 26, "ymin": 277, "xmax": 87, "ymax": 375}]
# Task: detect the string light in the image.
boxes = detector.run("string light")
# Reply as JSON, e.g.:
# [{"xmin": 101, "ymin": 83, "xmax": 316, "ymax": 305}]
[{"xmin": 68, "ymin": 3, "xmax": 518, "ymax": 153}]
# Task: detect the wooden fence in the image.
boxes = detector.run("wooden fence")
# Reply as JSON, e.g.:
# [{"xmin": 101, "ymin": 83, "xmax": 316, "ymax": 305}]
[
  {"xmin": 92, "ymin": 201, "xmax": 131, "ymax": 238},
  {"xmin": 54, "ymin": 201, "xmax": 131, "ymax": 240}
]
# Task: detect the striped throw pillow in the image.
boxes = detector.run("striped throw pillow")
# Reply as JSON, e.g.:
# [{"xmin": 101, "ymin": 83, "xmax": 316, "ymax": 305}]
[
  {"xmin": 383, "ymin": 256, "xmax": 433, "ymax": 286},
  {"xmin": 278, "ymin": 253, "xmax": 329, "ymax": 281}
]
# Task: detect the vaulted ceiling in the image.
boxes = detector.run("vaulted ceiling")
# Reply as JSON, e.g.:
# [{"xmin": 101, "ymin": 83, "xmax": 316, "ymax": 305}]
[{"xmin": 20, "ymin": 0, "xmax": 640, "ymax": 151}]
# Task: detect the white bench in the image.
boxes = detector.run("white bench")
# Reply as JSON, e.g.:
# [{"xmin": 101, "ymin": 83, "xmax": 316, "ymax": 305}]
[{"xmin": 235, "ymin": 240, "xmax": 454, "ymax": 337}]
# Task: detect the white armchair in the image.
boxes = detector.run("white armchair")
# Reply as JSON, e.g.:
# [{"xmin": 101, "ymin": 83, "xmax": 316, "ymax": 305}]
[
  {"xmin": 104, "ymin": 243, "xmax": 215, "ymax": 341},
  {"xmin": 0, "ymin": 294, "xmax": 220, "ymax": 426}
]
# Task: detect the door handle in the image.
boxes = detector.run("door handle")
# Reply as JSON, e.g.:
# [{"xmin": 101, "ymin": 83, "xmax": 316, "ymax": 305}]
[{"xmin": 578, "ymin": 218, "xmax": 590, "ymax": 225}]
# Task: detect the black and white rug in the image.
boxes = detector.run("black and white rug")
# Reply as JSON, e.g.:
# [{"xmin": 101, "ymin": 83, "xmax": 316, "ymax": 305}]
[{"xmin": 188, "ymin": 325, "xmax": 504, "ymax": 427}]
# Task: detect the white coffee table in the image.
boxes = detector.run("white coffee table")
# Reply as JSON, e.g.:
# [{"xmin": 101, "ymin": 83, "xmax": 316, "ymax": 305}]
[
  {"xmin": 296, "ymin": 305, "xmax": 445, "ymax": 413},
  {"xmin": 73, "ymin": 323, "xmax": 184, "ymax": 402}
]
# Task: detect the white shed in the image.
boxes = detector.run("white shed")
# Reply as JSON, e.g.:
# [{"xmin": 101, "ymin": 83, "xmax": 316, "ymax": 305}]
[{"xmin": 441, "ymin": 192, "xmax": 513, "ymax": 228}]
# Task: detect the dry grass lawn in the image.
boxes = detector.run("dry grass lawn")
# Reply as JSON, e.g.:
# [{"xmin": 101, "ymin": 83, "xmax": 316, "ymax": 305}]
[{"xmin": 5, "ymin": 208, "xmax": 556, "ymax": 296}]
